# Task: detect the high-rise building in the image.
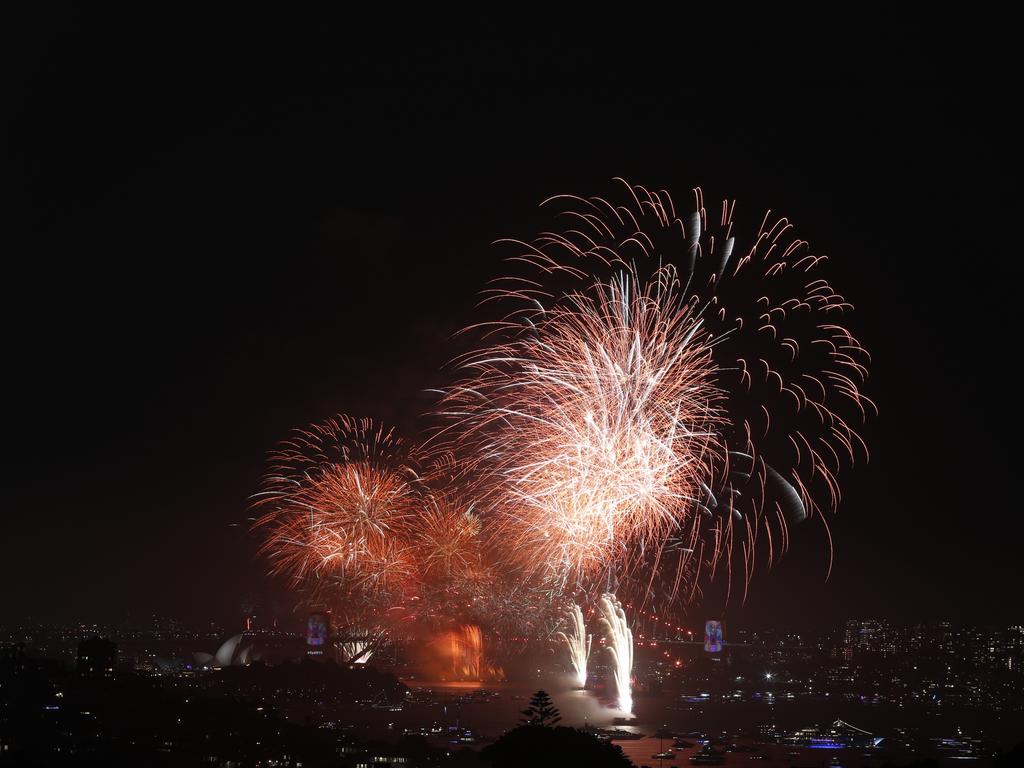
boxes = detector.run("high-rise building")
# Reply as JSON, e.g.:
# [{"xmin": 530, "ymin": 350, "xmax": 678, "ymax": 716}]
[
  {"xmin": 1006, "ymin": 625, "xmax": 1024, "ymax": 671},
  {"xmin": 843, "ymin": 619, "xmax": 898, "ymax": 657},
  {"xmin": 937, "ymin": 621, "xmax": 955, "ymax": 656},
  {"xmin": 966, "ymin": 626, "xmax": 1003, "ymax": 670}
]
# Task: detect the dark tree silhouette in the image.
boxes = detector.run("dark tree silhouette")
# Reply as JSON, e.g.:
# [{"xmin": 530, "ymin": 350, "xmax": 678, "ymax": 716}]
[
  {"xmin": 482, "ymin": 725, "xmax": 631, "ymax": 768},
  {"xmin": 519, "ymin": 689, "xmax": 561, "ymax": 726}
]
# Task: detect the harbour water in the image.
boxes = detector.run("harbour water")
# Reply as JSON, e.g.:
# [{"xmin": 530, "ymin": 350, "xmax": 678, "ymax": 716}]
[{"xmin": 376, "ymin": 680, "xmax": 1010, "ymax": 766}]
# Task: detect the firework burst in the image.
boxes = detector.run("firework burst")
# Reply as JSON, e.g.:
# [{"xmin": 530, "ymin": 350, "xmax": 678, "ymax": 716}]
[
  {"xmin": 436, "ymin": 179, "xmax": 873, "ymax": 607},
  {"xmin": 254, "ymin": 179, "xmax": 873, "ymax": 645},
  {"xmin": 440, "ymin": 266, "xmax": 724, "ymax": 595},
  {"xmin": 252, "ymin": 416, "xmax": 422, "ymax": 611},
  {"xmin": 252, "ymin": 417, "xmax": 516, "ymax": 639},
  {"xmin": 414, "ymin": 493, "xmax": 484, "ymax": 583}
]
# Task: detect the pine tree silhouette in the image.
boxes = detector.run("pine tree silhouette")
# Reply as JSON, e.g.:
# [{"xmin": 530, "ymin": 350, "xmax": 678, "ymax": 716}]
[{"xmin": 520, "ymin": 689, "xmax": 562, "ymax": 726}]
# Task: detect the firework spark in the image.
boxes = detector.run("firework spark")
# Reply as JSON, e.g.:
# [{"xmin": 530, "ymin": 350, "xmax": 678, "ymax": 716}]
[
  {"xmin": 450, "ymin": 624, "xmax": 483, "ymax": 680},
  {"xmin": 598, "ymin": 593, "xmax": 633, "ymax": 715},
  {"xmin": 556, "ymin": 603, "xmax": 592, "ymax": 688}
]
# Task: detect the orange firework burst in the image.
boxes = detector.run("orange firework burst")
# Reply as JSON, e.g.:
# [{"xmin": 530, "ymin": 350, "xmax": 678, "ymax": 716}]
[
  {"xmin": 414, "ymin": 493, "xmax": 484, "ymax": 582},
  {"xmin": 252, "ymin": 417, "xmax": 508, "ymax": 634},
  {"xmin": 252, "ymin": 416, "xmax": 421, "ymax": 608}
]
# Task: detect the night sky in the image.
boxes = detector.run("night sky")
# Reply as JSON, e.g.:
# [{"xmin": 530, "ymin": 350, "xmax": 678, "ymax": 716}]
[{"xmin": 6, "ymin": 13, "xmax": 1020, "ymax": 630}]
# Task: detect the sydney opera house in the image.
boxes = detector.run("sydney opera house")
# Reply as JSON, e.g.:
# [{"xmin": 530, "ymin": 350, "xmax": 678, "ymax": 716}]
[{"xmin": 193, "ymin": 634, "xmax": 259, "ymax": 668}]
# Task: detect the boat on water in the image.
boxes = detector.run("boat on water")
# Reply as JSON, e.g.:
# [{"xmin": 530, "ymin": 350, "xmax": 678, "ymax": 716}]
[
  {"xmin": 652, "ymin": 750, "xmax": 676, "ymax": 759},
  {"xmin": 582, "ymin": 725, "xmax": 645, "ymax": 741},
  {"xmin": 672, "ymin": 739, "xmax": 695, "ymax": 749},
  {"xmin": 782, "ymin": 719, "xmax": 883, "ymax": 750},
  {"xmin": 725, "ymin": 743, "xmax": 758, "ymax": 752},
  {"xmin": 688, "ymin": 745, "xmax": 725, "ymax": 765}
]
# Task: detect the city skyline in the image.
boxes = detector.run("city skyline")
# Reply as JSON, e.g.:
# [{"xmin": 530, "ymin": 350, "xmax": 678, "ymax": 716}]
[{"xmin": 5, "ymin": 610, "xmax": 1021, "ymax": 764}]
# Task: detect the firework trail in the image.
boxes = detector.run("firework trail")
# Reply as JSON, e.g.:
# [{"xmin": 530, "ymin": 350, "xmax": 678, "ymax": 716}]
[
  {"xmin": 436, "ymin": 179, "xmax": 873, "ymax": 607},
  {"xmin": 598, "ymin": 593, "xmax": 633, "ymax": 715},
  {"xmin": 556, "ymin": 603, "xmax": 592, "ymax": 688},
  {"xmin": 451, "ymin": 624, "xmax": 483, "ymax": 680}
]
